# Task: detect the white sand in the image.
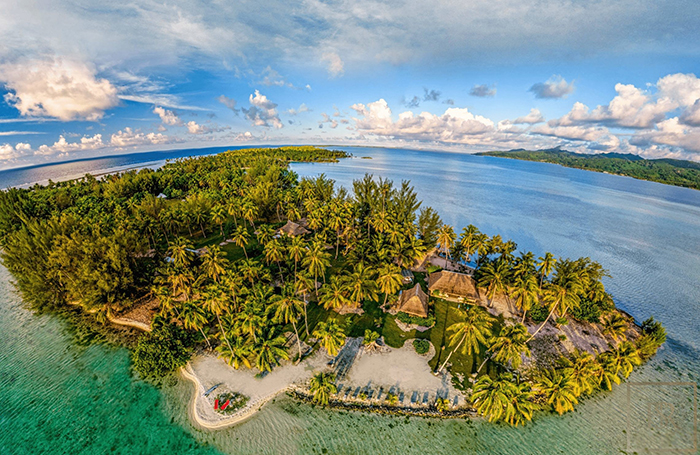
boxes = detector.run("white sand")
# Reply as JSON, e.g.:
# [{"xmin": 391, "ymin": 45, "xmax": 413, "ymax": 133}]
[
  {"xmin": 184, "ymin": 348, "xmax": 331, "ymax": 429},
  {"xmin": 184, "ymin": 337, "xmax": 464, "ymax": 429},
  {"xmin": 342, "ymin": 340, "xmax": 459, "ymax": 399}
]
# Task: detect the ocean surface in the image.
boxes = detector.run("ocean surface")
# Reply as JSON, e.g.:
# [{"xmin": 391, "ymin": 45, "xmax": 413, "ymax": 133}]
[{"xmin": 0, "ymin": 146, "xmax": 698, "ymax": 454}]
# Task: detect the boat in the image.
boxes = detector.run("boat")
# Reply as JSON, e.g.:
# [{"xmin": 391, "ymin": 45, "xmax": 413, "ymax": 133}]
[{"xmin": 203, "ymin": 383, "xmax": 222, "ymax": 397}]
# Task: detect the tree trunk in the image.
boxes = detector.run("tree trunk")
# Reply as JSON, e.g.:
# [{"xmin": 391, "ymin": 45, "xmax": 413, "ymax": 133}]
[
  {"xmin": 303, "ymin": 299, "xmax": 309, "ymax": 336},
  {"xmin": 521, "ymin": 310, "xmax": 527, "ymax": 324},
  {"xmin": 217, "ymin": 314, "xmax": 233, "ymax": 354},
  {"xmin": 200, "ymin": 327, "xmax": 212, "ymax": 350},
  {"xmin": 527, "ymin": 303, "xmax": 558, "ymax": 342},
  {"xmin": 438, "ymin": 332, "xmax": 466, "ymax": 373},
  {"xmin": 199, "ymin": 222, "xmax": 206, "ymax": 238},
  {"xmin": 293, "ymin": 320, "xmax": 303, "ymax": 364}
]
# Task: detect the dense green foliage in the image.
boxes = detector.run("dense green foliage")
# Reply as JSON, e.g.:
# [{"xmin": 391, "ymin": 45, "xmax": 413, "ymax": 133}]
[
  {"xmin": 132, "ymin": 318, "xmax": 194, "ymax": 381},
  {"xmin": 478, "ymin": 148, "xmax": 700, "ymax": 190},
  {"xmin": 396, "ymin": 311, "xmax": 435, "ymax": 327},
  {"xmin": 413, "ymin": 338, "xmax": 430, "ymax": 355}
]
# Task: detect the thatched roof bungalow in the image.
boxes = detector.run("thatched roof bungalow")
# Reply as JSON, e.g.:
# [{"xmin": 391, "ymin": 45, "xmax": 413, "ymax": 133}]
[
  {"xmin": 395, "ymin": 284, "xmax": 429, "ymax": 318},
  {"xmin": 277, "ymin": 220, "xmax": 310, "ymax": 237},
  {"xmin": 427, "ymin": 270, "xmax": 478, "ymax": 302}
]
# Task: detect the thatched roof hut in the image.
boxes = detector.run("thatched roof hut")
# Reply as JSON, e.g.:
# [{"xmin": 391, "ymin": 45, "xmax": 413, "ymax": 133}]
[
  {"xmin": 427, "ymin": 270, "xmax": 478, "ymax": 302},
  {"xmin": 277, "ymin": 220, "xmax": 310, "ymax": 237},
  {"xmin": 395, "ymin": 284, "xmax": 429, "ymax": 318}
]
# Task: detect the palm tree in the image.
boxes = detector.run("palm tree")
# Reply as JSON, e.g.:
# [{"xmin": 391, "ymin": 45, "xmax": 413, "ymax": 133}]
[
  {"xmin": 313, "ymin": 319, "xmax": 346, "ymax": 356},
  {"xmin": 602, "ymin": 341, "xmax": 641, "ymax": 379},
  {"xmin": 231, "ymin": 225, "xmax": 250, "ymax": 259},
  {"xmin": 263, "ymin": 239, "xmax": 286, "ymax": 278},
  {"xmin": 202, "ymin": 283, "xmax": 233, "ymax": 353},
  {"xmin": 436, "ymin": 224, "xmax": 456, "ymax": 259},
  {"xmin": 200, "ymin": 245, "xmax": 229, "ymax": 283},
  {"xmin": 527, "ymin": 271, "xmax": 584, "ymax": 342},
  {"xmin": 168, "ymin": 237, "xmax": 194, "ymax": 268},
  {"xmin": 295, "ymin": 272, "xmax": 315, "ymax": 335},
  {"xmin": 506, "ymin": 381, "xmax": 538, "ymax": 426},
  {"xmin": 537, "ymin": 252, "xmax": 557, "ymax": 288},
  {"xmin": 601, "ymin": 312, "xmax": 628, "ymax": 342},
  {"xmin": 511, "ymin": 274, "xmax": 539, "ymax": 323},
  {"xmin": 241, "ymin": 199, "xmax": 258, "ymax": 229},
  {"xmin": 562, "ymin": 350, "xmax": 598, "ymax": 397},
  {"xmin": 376, "ymin": 264, "xmax": 403, "ymax": 306},
  {"xmin": 309, "ymin": 371, "xmax": 337, "ymax": 405},
  {"xmin": 253, "ymin": 330, "xmax": 290, "ymax": 373},
  {"xmin": 319, "ymin": 276, "xmax": 350, "ymax": 312},
  {"xmin": 216, "ymin": 336, "xmax": 253, "ymax": 369},
  {"xmin": 303, "ymin": 241, "xmax": 331, "ymax": 296},
  {"xmin": 270, "ymin": 283, "xmax": 305, "ymax": 363},
  {"xmin": 211, "ymin": 204, "xmax": 227, "ymax": 236},
  {"xmin": 287, "ymin": 236, "xmax": 306, "ymax": 283},
  {"xmin": 235, "ymin": 303, "xmax": 265, "ymax": 342},
  {"xmin": 478, "ymin": 323, "xmax": 531, "ymax": 373},
  {"xmin": 438, "ymin": 306, "xmax": 493, "ymax": 373},
  {"xmin": 537, "ymin": 369, "xmax": 578, "ymax": 415},
  {"xmin": 182, "ymin": 301, "xmax": 212, "ymax": 349},
  {"xmin": 459, "ymin": 224, "xmax": 480, "ymax": 263},
  {"xmin": 345, "ymin": 263, "xmax": 378, "ymax": 308},
  {"xmin": 255, "ymin": 224, "xmax": 275, "ymax": 247},
  {"xmin": 362, "ymin": 329, "xmax": 381, "ymax": 352},
  {"xmin": 477, "ymin": 259, "xmax": 510, "ymax": 306},
  {"xmin": 592, "ymin": 354, "xmax": 622, "ymax": 390}
]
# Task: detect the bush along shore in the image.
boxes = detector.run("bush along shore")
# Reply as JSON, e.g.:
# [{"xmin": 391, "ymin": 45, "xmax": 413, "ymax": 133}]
[{"xmin": 0, "ymin": 145, "xmax": 665, "ymax": 428}]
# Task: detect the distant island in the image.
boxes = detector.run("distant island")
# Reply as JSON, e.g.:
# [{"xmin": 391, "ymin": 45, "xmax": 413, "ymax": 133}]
[
  {"xmin": 477, "ymin": 148, "xmax": 700, "ymax": 190},
  {"xmin": 0, "ymin": 146, "xmax": 665, "ymax": 428}
]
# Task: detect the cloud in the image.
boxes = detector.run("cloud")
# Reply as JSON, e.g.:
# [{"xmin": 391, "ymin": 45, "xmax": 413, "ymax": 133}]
[
  {"xmin": 469, "ymin": 84, "xmax": 496, "ymax": 98},
  {"xmin": 0, "ymin": 131, "xmax": 46, "ymax": 136},
  {"xmin": 109, "ymin": 128, "xmax": 171, "ymax": 147},
  {"xmin": 287, "ymin": 103, "xmax": 310, "ymax": 115},
  {"xmin": 513, "ymin": 108, "xmax": 545, "ymax": 124},
  {"xmin": 529, "ymin": 75, "xmax": 575, "ymax": 99},
  {"xmin": 423, "ymin": 88, "xmax": 441, "ymax": 102},
  {"xmin": 235, "ymin": 131, "xmax": 254, "ymax": 141},
  {"xmin": 321, "ymin": 52, "xmax": 344, "ymax": 78},
  {"xmin": 630, "ymin": 117, "xmax": 700, "ymax": 153},
  {"xmin": 443, "ymin": 99, "xmax": 455, "ymax": 105},
  {"xmin": 680, "ymin": 99, "xmax": 700, "ymax": 126},
  {"xmin": 242, "ymin": 90, "xmax": 283, "ymax": 128},
  {"xmin": 403, "ymin": 96, "xmax": 421, "ymax": 108},
  {"xmin": 351, "ymin": 99, "xmax": 495, "ymax": 143},
  {"xmin": 0, "ymin": 58, "xmax": 119, "ymax": 121},
  {"xmin": 153, "ymin": 106, "xmax": 182, "ymax": 126},
  {"xmin": 319, "ymin": 113, "xmax": 338, "ymax": 128},
  {"xmin": 35, "ymin": 134, "xmax": 105, "ymax": 155},
  {"xmin": 0, "ymin": 142, "xmax": 32, "ymax": 160},
  {"xmin": 258, "ymin": 66, "xmax": 293, "ymax": 87},
  {"xmin": 217, "ymin": 95, "xmax": 240, "ymax": 114}
]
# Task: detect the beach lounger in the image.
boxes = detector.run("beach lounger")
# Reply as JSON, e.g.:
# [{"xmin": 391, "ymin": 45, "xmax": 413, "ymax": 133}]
[
  {"xmin": 411, "ymin": 391, "xmax": 418, "ymax": 404},
  {"xmin": 398, "ymin": 392, "xmax": 404, "ymax": 403},
  {"xmin": 422, "ymin": 392, "xmax": 429, "ymax": 405}
]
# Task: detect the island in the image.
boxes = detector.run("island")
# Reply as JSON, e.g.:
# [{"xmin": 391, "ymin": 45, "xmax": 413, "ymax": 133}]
[
  {"xmin": 0, "ymin": 146, "xmax": 666, "ymax": 428},
  {"xmin": 477, "ymin": 147, "xmax": 700, "ymax": 190}
]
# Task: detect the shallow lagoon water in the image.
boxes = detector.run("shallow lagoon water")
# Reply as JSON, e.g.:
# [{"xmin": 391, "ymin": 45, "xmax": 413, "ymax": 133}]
[{"xmin": 1, "ymin": 146, "xmax": 698, "ymax": 454}]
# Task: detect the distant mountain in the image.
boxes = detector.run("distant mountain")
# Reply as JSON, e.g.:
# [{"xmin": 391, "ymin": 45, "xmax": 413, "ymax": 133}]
[{"xmin": 476, "ymin": 148, "xmax": 700, "ymax": 190}]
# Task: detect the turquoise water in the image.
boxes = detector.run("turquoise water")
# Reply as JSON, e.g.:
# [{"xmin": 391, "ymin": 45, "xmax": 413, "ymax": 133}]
[{"xmin": 1, "ymin": 146, "xmax": 699, "ymax": 454}]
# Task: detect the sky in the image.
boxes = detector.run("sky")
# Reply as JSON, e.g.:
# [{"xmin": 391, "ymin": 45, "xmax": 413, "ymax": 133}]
[{"xmin": 1, "ymin": 0, "xmax": 700, "ymax": 170}]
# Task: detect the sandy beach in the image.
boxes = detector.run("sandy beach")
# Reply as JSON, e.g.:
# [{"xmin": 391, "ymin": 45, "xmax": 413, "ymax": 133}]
[{"xmin": 183, "ymin": 336, "xmax": 464, "ymax": 430}]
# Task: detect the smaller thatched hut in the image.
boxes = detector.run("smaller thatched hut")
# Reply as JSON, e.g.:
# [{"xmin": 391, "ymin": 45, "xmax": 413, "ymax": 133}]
[
  {"xmin": 427, "ymin": 270, "xmax": 478, "ymax": 302},
  {"xmin": 277, "ymin": 220, "xmax": 310, "ymax": 237},
  {"xmin": 395, "ymin": 284, "xmax": 429, "ymax": 318}
]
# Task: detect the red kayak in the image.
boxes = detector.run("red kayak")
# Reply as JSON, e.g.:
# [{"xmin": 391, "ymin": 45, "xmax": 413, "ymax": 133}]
[
  {"xmin": 220, "ymin": 399, "xmax": 231, "ymax": 410},
  {"xmin": 214, "ymin": 399, "xmax": 219, "ymax": 410}
]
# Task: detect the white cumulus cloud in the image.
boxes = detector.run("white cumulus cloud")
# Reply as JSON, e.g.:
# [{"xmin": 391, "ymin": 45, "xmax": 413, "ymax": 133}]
[
  {"xmin": 0, "ymin": 58, "xmax": 119, "ymax": 121},
  {"xmin": 529, "ymin": 75, "xmax": 575, "ymax": 99},
  {"xmin": 242, "ymin": 90, "xmax": 283, "ymax": 128}
]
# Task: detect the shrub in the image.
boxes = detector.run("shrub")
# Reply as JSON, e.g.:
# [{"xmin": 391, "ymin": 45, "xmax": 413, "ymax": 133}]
[
  {"xmin": 413, "ymin": 339, "xmax": 431, "ymax": 355},
  {"xmin": 396, "ymin": 312, "xmax": 435, "ymax": 327},
  {"xmin": 529, "ymin": 304, "xmax": 549, "ymax": 322},
  {"xmin": 132, "ymin": 318, "xmax": 194, "ymax": 381},
  {"xmin": 570, "ymin": 297, "xmax": 613, "ymax": 323}
]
